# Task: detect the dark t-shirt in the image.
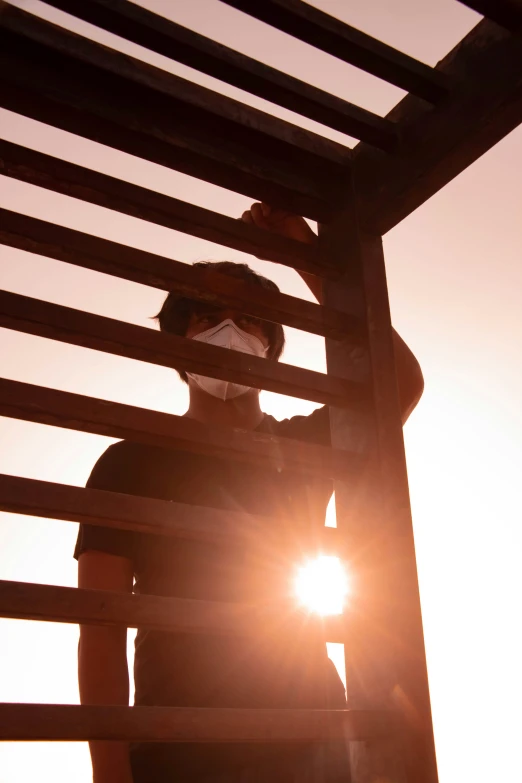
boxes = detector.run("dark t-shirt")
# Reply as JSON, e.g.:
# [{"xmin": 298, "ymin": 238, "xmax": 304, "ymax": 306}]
[{"xmin": 74, "ymin": 407, "xmax": 347, "ymax": 778}]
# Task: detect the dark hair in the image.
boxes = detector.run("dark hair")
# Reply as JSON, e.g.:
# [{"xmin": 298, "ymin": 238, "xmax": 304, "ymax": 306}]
[{"xmin": 154, "ymin": 260, "xmax": 285, "ymax": 382}]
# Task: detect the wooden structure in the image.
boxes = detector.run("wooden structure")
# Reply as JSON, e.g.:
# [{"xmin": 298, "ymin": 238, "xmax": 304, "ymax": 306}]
[{"xmin": 1, "ymin": 1, "xmax": 521, "ymax": 780}]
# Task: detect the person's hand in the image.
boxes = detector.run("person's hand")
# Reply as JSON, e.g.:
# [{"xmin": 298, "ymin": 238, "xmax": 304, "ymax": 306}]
[
  {"xmin": 240, "ymin": 202, "xmax": 317, "ymax": 246},
  {"xmin": 240, "ymin": 202, "xmax": 323, "ymax": 302}
]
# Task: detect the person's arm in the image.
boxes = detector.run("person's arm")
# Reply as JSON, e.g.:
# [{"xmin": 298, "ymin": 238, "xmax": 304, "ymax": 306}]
[
  {"xmin": 78, "ymin": 550, "xmax": 134, "ymax": 783},
  {"xmin": 241, "ymin": 203, "xmax": 424, "ymax": 423}
]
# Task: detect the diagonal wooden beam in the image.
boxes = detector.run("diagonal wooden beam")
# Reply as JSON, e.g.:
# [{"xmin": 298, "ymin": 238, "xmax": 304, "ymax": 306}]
[
  {"xmin": 0, "ymin": 290, "xmax": 369, "ymax": 408},
  {"xmin": 0, "ymin": 378, "xmax": 363, "ymax": 480},
  {"xmin": 0, "ymin": 703, "xmax": 395, "ymax": 742},
  {"xmin": 0, "ymin": 473, "xmax": 338, "ymax": 550},
  {"xmin": 353, "ymin": 19, "xmax": 522, "ymax": 234},
  {"xmin": 0, "ymin": 208, "xmax": 355, "ymax": 339},
  {"xmin": 220, "ymin": 0, "xmax": 449, "ymax": 103},
  {"xmin": 42, "ymin": 0, "xmax": 397, "ymax": 150},
  {"xmin": 0, "ymin": 140, "xmax": 342, "ymax": 281},
  {"xmin": 0, "ymin": 5, "xmax": 351, "ymax": 220}
]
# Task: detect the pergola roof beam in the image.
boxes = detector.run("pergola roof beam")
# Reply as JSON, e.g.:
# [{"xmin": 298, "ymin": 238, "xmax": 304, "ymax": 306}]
[
  {"xmin": 458, "ymin": 0, "xmax": 522, "ymax": 32},
  {"xmin": 42, "ymin": 0, "xmax": 398, "ymax": 150},
  {"xmin": 220, "ymin": 0, "xmax": 450, "ymax": 103},
  {"xmin": 353, "ymin": 20, "xmax": 522, "ymax": 234}
]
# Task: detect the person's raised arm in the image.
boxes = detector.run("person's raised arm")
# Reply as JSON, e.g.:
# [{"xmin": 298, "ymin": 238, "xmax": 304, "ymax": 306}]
[
  {"xmin": 241, "ymin": 203, "xmax": 424, "ymax": 423},
  {"xmin": 78, "ymin": 550, "xmax": 134, "ymax": 783}
]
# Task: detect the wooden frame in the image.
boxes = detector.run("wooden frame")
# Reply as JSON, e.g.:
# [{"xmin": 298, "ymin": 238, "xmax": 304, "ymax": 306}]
[
  {"xmin": 0, "ymin": 378, "xmax": 362, "ymax": 479},
  {"xmin": 354, "ymin": 19, "xmax": 522, "ymax": 234},
  {"xmin": 40, "ymin": 0, "xmax": 398, "ymax": 150},
  {"xmin": 220, "ymin": 0, "xmax": 450, "ymax": 102},
  {"xmin": 0, "ymin": 473, "xmax": 339, "ymax": 549},
  {"xmin": 1, "ymin": 1, "xmax": 521, "ymax": 780},
  {"xmin": 0, "ymin": 5, "xmax": 350, "ymax": 220},
  {"xmin": 0, "ymin": 142, "xmax": 340, "ymax": 279},
  {"xmin": 0, "ymin": 207, "xmax": 350, "ymax": 337},
  {"xmin": 0, "ymin": 290, "xmax": 369, "ymax": 408},
  {"xmin": 458, "ymin": 0, "xmax": 522, "ymax": 32},
  {"xmin": 0, "ymin": 703, "xmax": 395, "ymax": 743},
  {"xmin": 0, "ymin": 579, "xmax": 346, "ymax": 641},
  {"xmin": 322, "ymin": 212, "xmax": 437, "ymax": 781}
]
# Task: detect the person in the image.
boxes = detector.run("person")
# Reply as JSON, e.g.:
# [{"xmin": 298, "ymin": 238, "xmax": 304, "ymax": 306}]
[{"xmin": 75, "ymin": 204, "xmax": 424, "ymax": 783}]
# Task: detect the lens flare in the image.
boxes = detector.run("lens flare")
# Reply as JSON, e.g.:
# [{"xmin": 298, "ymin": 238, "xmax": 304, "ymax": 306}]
[{"xmin": 294, "ymin": 555, "xmax": 349, "ymax": 616}]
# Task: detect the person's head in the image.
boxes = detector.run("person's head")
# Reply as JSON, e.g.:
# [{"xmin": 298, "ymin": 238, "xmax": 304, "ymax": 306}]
[{"xmin": 155, "ymin": 260, "xmax": 285, "ymax": 388}]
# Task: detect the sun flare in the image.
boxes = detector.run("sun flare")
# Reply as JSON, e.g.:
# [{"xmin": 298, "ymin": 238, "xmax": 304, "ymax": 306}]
[{"xmin": 294, "ymin": 555, "xmax": 349, "ymax": 616}]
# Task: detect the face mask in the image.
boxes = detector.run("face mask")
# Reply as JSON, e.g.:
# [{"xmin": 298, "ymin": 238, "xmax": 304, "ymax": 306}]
[{"xmin": 187, "ymin": 318, "xmax": 268, "ymax": 400}]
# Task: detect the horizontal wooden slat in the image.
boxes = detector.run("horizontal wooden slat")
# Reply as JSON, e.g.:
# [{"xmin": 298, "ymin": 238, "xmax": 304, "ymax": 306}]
[
  {"xmin": 0, "ymin": 290, "xmax": 368, "ymax": 408},
  {"xmin": 221, "ymin": 0, "xmax": 449, "ymax": 103},
  {"xmin": 458, "ymin": 0, "xmax": 522, "ymax": 32},
  {"xmin": 0, "ymin": 703, "xmax": 394, "ymax": 742},
  {"xmin": 0, "ymin": 5, "xmax": 350, "ymax": 221},
  {"xmin": 0, "ymin": 580, "xmax": 345, "ymax": 642},
  {"xmin": 0, "ymin": 210, "xmax": 356, "ymax": 342},
  {"xmin": 0, "ymin": 473, "xmax": 338, "ymax": 551},
  {"xmin": 0, "ymin": 141, "xmax": 342, "ymax": 281},
  {"xmin": 354, "ymin": 19, "xmax": 522, "ymax": 233},
  {"xmin": 0, "ymin": 379, "xmax": 364, "ymax": 480},
  {"xmin": 43, "ymin": 0, "xmax": 397, "ymax": 151}
]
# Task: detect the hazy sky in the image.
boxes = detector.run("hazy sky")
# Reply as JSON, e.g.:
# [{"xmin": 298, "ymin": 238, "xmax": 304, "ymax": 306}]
[{"xmin": 1, "ymin": 1, "xmax": 521, "ymax": 782}]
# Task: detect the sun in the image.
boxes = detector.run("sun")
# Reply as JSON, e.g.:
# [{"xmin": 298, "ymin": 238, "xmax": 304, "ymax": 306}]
[{"xmin": 294, "ymin": 555, "xmax": 349, "ymax": 616}]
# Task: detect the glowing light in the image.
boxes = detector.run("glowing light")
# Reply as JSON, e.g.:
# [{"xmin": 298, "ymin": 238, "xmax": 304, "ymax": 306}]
[{"xmin": 294, "ymin": 555, "xmax": 349, "ymax": 616}]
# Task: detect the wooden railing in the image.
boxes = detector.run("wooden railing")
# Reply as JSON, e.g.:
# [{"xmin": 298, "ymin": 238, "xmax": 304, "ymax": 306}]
[{"xmin": 1, "ymin": 1, "xmax": 521, "ymax": 781}]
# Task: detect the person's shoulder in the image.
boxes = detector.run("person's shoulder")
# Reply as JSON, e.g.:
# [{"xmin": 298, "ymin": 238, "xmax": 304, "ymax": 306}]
[
  {"xmin": 86, "ymin": 439, "xmax": 160, "ymax": 492},
  {"xmin": 261, "ymin": 406, "xmax": 330, "ymax": 446},
  {"xmin": 87, "ymin": 439, "xmax": 192, "ymax": 493},
  {"xmin": 91, "ymin": 439, "xmax": 147, "ymax": 472}
]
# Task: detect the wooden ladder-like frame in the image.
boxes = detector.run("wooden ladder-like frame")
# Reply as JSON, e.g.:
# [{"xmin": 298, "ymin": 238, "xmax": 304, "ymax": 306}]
[{"xmin": 0, "ymin": 1, "xmax": 521, "ymax": 781}]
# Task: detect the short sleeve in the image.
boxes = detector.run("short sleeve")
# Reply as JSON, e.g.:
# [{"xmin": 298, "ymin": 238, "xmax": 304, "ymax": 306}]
[
  {"xmin": 73, "ymin": 440, "xmax": 141, "ymax": 562},
  {"xmin": 270, "ymin": 406, "xmax": 331, "ymax": 447}
]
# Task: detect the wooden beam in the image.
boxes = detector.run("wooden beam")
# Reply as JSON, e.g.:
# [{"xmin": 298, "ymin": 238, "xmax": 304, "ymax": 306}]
[
  {"xmin": 0, "ymin": 5, "xmax": 351, "ymax": 221},
  {"xmin": 0, "ymin": 203, "xmax": 356, "ymax": 342},
  {"xmin": 354, "ymin": 19, "xmax": 522, "ymax": 234},
  {"xmin": 0, "ymin": 703, "xmax": 395, "ymax": 742},
  {"xmin": 458, "ymin": 0, "xmax": 522, "ymax": 32},
  {"xmin": 0, "ymin": 580, "xmax": 345, "ymax": 642},
  {"xmin": 0, "ymin": 378, "xmax": 362, "ymax": 481},
  {"xmin": 0, "ymin": 473, "xmax": 339, "ymax": 552},
  {"xmin": 42, "ymin": 0, "xmax": 397, "ymax": 150},
  {"xmin": 321, "ymin": 196, "xmax": 438, "ymax": 780},
  {"xmin": 0, "ymin": 141, "xmax": 341, "ymax": 282},
  {"xmin": 220, "ymin": 0, "xmax": 449, "ymax": 103},
  {"xmin": 0, "ymin": 290, "xmax": 368, "ymax": 409}
]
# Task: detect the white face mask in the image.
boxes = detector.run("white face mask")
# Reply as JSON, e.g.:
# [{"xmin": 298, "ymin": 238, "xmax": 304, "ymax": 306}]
[{"xmin": 187, "ymin": 318, "xmax": 268, "ymax": 400}]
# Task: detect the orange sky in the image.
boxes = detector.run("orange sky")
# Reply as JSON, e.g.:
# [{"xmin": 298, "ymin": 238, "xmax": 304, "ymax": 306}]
[{"xmin": 1, "ymin": 1, "xmax": 521, "ymax": 781}]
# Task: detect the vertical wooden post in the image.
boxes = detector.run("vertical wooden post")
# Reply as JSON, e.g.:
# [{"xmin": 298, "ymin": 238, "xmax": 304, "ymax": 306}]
[{"xmin": 320, "ymin": 195, "xmax": 438, "ymax": 782}]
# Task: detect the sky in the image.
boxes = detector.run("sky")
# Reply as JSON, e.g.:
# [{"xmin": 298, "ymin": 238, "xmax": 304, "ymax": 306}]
[{"xmin": 0, "ymin": 0, "xmax": 521, "ymax": 781}]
